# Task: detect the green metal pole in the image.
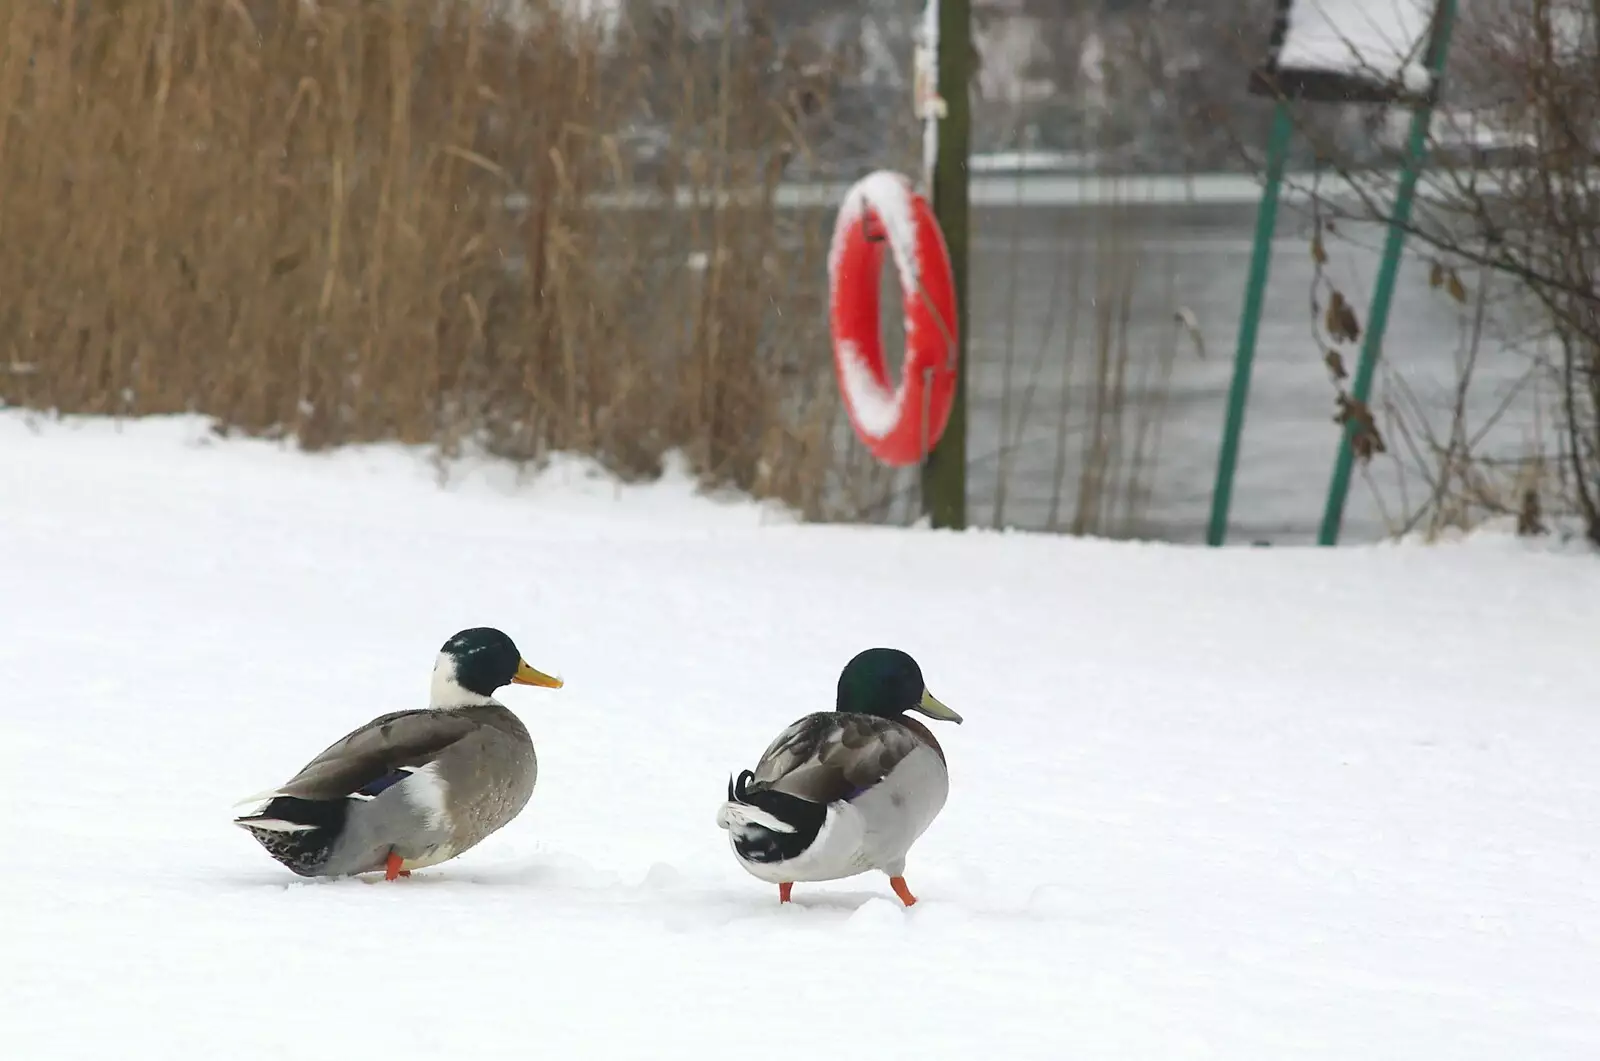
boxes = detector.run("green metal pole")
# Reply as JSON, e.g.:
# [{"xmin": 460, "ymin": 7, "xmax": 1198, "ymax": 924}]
[
  {"xmin": 1317, "ymin": 0, "xmax": 1457, "ymax": 546},
  {"xmin": 921, "ymin": 0, "xmax": 969, "ymax": 530},
  {"xmin": 1207, "ymin": 101, "xmax": 1294, "ymax": 547}
]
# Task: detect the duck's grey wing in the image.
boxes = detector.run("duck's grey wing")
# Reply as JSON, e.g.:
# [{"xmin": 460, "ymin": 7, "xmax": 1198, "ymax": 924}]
[
  {"xmin": 751, "ymin": 712, "xmax": 921, "ymax": 804},
  {"xmin": 273, "ymin": 709, "xmax": 478, "ymax": 801}
]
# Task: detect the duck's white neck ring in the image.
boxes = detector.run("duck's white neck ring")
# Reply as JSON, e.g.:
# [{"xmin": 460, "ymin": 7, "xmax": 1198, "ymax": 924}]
[{"xmin": 429, "ymin": 654, "xmax": 497, "ymax": 709}]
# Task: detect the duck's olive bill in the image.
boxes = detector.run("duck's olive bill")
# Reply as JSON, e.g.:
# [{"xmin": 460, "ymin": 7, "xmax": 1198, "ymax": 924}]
[{"xmin": 913, "ymin": 688, "xmax": 962, "ymax": 724}]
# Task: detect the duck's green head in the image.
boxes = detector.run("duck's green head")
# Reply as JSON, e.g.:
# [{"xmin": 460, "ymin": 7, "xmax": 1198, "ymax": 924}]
[
  {"xmin": 432, "ymin": 627, "xmax": 564, "ymax": 706},
  {"xmin": 835, "ymin": 647, "xmax": 963, "ymax": 724}
]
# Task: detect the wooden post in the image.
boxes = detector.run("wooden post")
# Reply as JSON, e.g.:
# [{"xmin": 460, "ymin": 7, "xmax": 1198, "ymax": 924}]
[{"xmin": 919, "ymin": 0, "xmax": 970, "ymax": 530}]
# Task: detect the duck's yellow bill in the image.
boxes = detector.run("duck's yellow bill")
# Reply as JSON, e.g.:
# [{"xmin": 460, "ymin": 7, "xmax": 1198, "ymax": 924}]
[
  {"xmin": 915, "ymin": 688, "xmax": 963, "ymax": 724},
  {"xmin": 512, "ymin": 660, "xmax": 565, "ymax": 688}
]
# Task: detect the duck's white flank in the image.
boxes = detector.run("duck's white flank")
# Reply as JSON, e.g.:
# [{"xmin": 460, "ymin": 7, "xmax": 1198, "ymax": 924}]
[
  {"xmin": 396, "ymin": 765, "xmax": 458, "ymax": 872},
  {"xmin": 401, "ymin": 761, "xmax": 452, "ymax": 832}
]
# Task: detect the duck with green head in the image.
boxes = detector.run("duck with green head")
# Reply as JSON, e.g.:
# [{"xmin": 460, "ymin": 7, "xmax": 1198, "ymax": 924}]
[
  {"xmin": 232, "ymin": 627, "xmax": 564, "ymax": 880},
  {"xmin": 715, "ymin": 647, "xmax": 963, "ymax": 906}
]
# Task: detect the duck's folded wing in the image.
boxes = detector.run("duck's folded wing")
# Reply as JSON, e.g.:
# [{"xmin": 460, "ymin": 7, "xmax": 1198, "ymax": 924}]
[
  {"xmin": 752, "ymin": 712, "xmax": 921, "ymax": 804},
  {"xmin": 272, "ymin": 709, "xmax": 478, "ymax": 802}
]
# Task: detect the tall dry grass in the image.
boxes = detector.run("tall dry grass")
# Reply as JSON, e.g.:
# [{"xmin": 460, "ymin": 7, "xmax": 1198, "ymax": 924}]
[
  {"xmin": 0, "ymin": 0, "xmax": 846, "ymax": 510},
  {"xmin": 979, "ymin": 189, "xmax": 1190, "ymax": 540}
]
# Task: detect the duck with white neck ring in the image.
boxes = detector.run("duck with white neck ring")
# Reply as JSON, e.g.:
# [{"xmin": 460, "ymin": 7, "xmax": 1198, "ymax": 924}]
[{"xmin": 233, "ymin": 627, "xmax": 564, "ymax": 880}]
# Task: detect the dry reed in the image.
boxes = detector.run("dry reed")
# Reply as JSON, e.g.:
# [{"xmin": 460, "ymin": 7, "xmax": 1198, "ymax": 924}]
[{"xmin": 0, "ymin": 0, "xmax": 843, "ymax": 509}]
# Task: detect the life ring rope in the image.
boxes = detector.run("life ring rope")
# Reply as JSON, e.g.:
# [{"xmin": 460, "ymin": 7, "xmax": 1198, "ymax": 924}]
[{"xmin": 851, "ymin": 203, "xmax": 958, "ymax": 374}]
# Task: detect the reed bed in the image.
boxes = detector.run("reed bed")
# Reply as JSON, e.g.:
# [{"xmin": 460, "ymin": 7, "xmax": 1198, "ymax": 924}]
[{"xmin": 0, "ymin": 0, "xmax": 848, "ymax": 511}]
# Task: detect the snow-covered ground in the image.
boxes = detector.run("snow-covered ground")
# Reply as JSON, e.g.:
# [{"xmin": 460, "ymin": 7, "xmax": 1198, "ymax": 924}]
[{"xmin": 4, "ymin": 412, "xmax": 1599, "ymax": 1060}]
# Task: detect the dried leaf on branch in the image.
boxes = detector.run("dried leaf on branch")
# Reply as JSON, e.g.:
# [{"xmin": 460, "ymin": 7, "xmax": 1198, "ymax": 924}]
[
  {"xmin": 1333, "ymin": 394, "xmax": 1386, "ymax": 464},
  {"xmin": 1323, "ymin": 348, "xmax": 1348, "ymax": 382},
  {"xmin": 1325, "ymin": 290, "xmax": 1362, "ymax": 344},
  {"xmin": 1428, "ymin": 260, "xmax": 1469, "ymax": 303}
]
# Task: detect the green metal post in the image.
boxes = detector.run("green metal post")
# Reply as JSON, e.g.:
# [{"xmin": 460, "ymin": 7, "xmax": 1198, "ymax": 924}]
[
  {"xmin": 921, "ymin": 0, "xmax": 970, "ymax": 530},
  {"xmin": 1317, "ymin": 0, "xmax": 1458, "ymax": 546},
  {"xmin": 1207, "ymin": 101, "xmax": 1294, "ymax": 546}
]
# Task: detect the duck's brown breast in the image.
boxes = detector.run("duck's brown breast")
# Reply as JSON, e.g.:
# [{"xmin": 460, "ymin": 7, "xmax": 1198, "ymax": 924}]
[{"xmin": 897, "ymin": 716, "xmax": 946, "ymax": 764}]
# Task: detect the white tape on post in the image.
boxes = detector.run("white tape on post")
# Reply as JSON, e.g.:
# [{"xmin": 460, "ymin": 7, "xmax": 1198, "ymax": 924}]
[{"xmin": 914, "ymin": 0, "xmax": 945, "ymax": 192}]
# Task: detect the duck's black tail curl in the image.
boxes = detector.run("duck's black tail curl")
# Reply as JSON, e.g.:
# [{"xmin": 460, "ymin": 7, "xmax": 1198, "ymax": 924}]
[
  {"xmin": 717, "ymin": 771, "xmax": 827, "ymax": 864},
  {"xmin": 728, "ymin": 769, "xmax": 757, "ymax": 804}
]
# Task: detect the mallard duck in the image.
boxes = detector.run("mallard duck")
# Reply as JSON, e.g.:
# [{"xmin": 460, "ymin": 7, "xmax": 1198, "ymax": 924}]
[
  {"xmin": 232, "ymin": 627, "xmax": 564, "ymax": 880},
  {"xmin": 716, "ymin": 647, "xmax": 963, "ymax": 906}
]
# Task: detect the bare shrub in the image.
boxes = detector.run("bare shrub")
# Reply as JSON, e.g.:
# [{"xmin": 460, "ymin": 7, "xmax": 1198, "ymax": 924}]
[
  {"xmin": 1422, "ymin": 0, "xmax": 1600, "ymax": 542},
  {"xmin": 1231, "ymin": 1, "xmax": 1600, "ymax": 542}
]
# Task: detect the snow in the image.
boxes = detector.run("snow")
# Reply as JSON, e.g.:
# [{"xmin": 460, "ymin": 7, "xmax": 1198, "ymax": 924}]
[
  {"xmin": 592, "ymin": 167, "xmax": 1557, "ymax": 214},
  {"xmin": 5, "ymin": 411, "xmax": 1600, "ymax": 1060},
  {"xmin": 830, "ymin": 170, "xmax": 927, "ymax": 446},
  {"xmin": 917, "ymin": 0, "xmax": 944, "ymax": 184},
  {"xmin": 1276, "ymin": 0, "xmax": 1437, "ymax": 85},
  {"xmin": 829, "ymin": 169, "xmax": 922, "ymax": 290},
  {"xmin": 969, "ymin": 149, "xmax": 1102, "ymax": 173},
  {"xmin": 836, "ymin": 338, "xmax": 902, "ymax": 440}
]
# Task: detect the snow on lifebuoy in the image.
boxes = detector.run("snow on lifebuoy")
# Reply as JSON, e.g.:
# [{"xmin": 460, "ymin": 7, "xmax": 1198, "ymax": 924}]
[{"xmin": 827, "ymin": 170, "xmax": 958, "ymax": 468}]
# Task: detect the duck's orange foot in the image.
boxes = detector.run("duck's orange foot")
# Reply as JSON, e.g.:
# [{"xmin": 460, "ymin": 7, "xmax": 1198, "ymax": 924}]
[
  {"xmin": 889, "ymin": 876, "xmax": 918, "ymax": 907},
  {"xmin": 384, "ymin": 852, "xmax": 411, "ymax": 881},
  {"xmin": 778, "ymin": 882, "xmax": 793, "ymax": 903}
]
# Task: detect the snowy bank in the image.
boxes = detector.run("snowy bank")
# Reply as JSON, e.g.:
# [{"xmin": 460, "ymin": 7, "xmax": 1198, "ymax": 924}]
[{"xmin": 3, "ymin": 412, "xmax": 1599, "ymax": 1060}]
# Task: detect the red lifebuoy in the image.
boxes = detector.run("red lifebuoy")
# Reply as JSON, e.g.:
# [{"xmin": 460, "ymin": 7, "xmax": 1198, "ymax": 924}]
[{"xmin": 828, "ymin": 171, "xmax": 959, "ymax": 468}]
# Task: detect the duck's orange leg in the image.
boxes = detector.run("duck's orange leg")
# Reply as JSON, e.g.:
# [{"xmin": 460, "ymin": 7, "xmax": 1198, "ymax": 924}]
[
  {"xmin": 889, "ymin": 876, "xmax": 918, "ymax": 907},
  {"xmin": 778, "ymin": 882, "xmax": 793, "ymax": 903},
  {"xmin": 384, "ymin": 851, "xmax": 411, "ymax": 881}
]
